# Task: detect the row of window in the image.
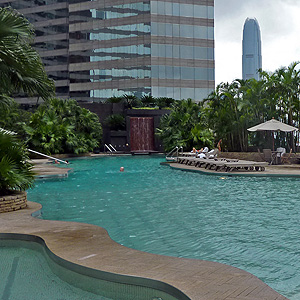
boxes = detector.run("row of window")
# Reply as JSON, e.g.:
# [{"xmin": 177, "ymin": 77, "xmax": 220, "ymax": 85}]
[
  {"xmin": 151, "ymin": 1, "xmax": 214, "ymax": 19},
  {"xmin": 152, "ymin": 22, "xmax": 213, "ymax": 39},
  {"xmin": 152, "ymin": 87, "xmax": 213, "ymax": 101},
  {"xmin": 152, "ymin": 66, "xmax": 214, "ymax": 80},
  {"xmin": 88, "ymin": 87, "xmax": 212, "ymax": 101},
  {"xmin": 87, "ymin": 23, "xmax": 150, "ymax": 41},
  {"xmin": 69, "ymin": 66, "xmax": 213, "ymax": 81},
  {"xmin": 69, "ymin": 2, "xmax": 213, "ymax": 23},
  {"xmin": 71, "ymin": 2, "xmax": 213, "ymax": 21},
  {"xmin": 152, "ymin": 44, "xmax": 214, "ymax": 60},
  {"xmin": 70, "ymin": 22, "xmax": 213, "ymax": 42},
  {"xmin": 89, "ymin": 88, "xmax": 151, "ymax": 100},
  {"xmin": 90, "ymin": 44, "xmax": 150, "ymax": 60},
  {"xmin": 88, "ymin": 68, "xmax": 150, "ymax": 80},
  {"xmin": 69, "ymin": 2, "xmax": 150, "ymax": 23},
  {"xmin": 90, "ymin": 2, "xmax": 150, "ymax": 19},
  {"xmin": 70, "ymin": 43, "xmax": 214, "ymax": 62},
  {"xmin": 84, "ymin": 44, "xmax": 214, "ymax": 61}
]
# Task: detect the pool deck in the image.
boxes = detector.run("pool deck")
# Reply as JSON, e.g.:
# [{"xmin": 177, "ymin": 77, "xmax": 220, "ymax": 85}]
[
  {"xmin": 168, "ymin": 161, "xmax": 300, "ymax": 177},
  {"xmin": 1, "ymin": 159, "xmax": 292, "ymax": 300}
]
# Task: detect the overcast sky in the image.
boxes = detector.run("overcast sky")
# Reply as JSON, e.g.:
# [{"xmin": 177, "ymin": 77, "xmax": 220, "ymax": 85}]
[{"xmin": 214, "ymin": 0, "xmax": 300, "ymax": 85}]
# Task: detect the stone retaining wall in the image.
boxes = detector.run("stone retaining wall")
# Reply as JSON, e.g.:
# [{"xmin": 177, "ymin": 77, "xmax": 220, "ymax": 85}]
[{"xmin": 0, "ymin": 191, "xmax": 27, "ymax": 213}]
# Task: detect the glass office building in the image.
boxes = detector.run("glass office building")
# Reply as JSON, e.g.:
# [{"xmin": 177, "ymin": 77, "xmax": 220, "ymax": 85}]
[
  {"xmin": 1, "ymin": 0, "xmax": 215, "ymax": 102},
  {"xmin": 242, "ymin": 17, "xmax": 262, "ymax": 81}
]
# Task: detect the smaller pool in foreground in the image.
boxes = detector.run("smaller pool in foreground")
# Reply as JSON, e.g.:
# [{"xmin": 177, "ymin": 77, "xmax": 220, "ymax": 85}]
[{"xmin": 0, "ymin": 234, "xmax": 189, "ymax": 300}]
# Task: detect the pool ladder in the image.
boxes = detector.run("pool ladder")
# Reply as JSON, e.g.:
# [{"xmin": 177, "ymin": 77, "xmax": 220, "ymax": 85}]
[
  {"xmin": 104, "ymin": 144, "xmax": 117, "ymax": 154},
  {"xmin": 165, "ymin": 146, "xmax": 183, "ymax": 162}
]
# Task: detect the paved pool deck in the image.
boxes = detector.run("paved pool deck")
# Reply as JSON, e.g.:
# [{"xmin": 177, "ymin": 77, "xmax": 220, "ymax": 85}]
[
  {"xmin": 1, "ymin": 159, "xmax": 292, "ymax": 300},
  {"xmin": 167, "ymin": 161, "xmax": 300, "ymax": 177}
]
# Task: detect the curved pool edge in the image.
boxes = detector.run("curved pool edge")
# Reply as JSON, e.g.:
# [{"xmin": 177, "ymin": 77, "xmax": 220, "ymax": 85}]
[
  {"xmin": 0, "ymin": 232, "xmax": 190, "ymax": 300},
  {"xmin": 0, "ymin": 201, "xmax": 288, "ymax": 300}
]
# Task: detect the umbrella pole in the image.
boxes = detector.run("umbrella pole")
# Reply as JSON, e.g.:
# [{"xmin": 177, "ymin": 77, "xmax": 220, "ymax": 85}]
[{"xmin": 272, "ymin": 132, "xmax": 275, "ymax": 151}]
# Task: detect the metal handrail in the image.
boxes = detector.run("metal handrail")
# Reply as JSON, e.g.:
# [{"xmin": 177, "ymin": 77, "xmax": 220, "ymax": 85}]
[
  {"xmin": 104, "ymin": 144, "xmax": 118, "ymax": 153},
  {"xmin": 166, "ymin": 146, "xmax": 183, "ymax": 162},
  {"xmin": 28, "ymin": 149, "xmax": 68, "ymax": 164},
  {"xmin": 104, "ymin": 144, "xmax": 113, "ymax": 152},
  {"xmin": 109, "ymin": 144, "xmax": 117, "ymax": 152}
]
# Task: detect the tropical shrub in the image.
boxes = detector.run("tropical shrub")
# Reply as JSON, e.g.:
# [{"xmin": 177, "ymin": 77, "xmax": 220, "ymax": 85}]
[
  {"xmin": 104, "ymin": 114, "xmax": 126, "ymax": 131},
  {"xmin": 156, "ymin": 97, "xmax": 175, "ymax": 109},
  {"xmin": 24, "ymin": 98, "xmax": 102, "ymax": 154},
  {"xmin": 0, "ymin": 99, "xmax": 31, "ymax": 138},
  {"xmin": 0, "ymin": 131, "xmax": 35, "ymax": 195},
  {"xmin": 156, "ymin": 99, "xmax": 214, "ymax": 152}
]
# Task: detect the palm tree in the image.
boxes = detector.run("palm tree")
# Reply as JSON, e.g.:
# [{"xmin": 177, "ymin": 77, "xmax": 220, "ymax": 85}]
[
  {"xmin": 0, "ymin": 7, "xmax": 55, "ymax": 101},
  {"xmin": 261, "ymin": 62, "xmax": 300, "ymax": 150},
  {"xmin": 0, "ymin": 130, "xmax": 35, "ymax": 195}
]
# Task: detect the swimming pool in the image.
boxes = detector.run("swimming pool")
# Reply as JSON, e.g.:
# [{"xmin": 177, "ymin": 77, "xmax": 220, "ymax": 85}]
[
  {"xmin": 0, "ymin": 233, "xmax": 189, "ymax": 300},
  {"xmin": 28, "ymin": 156, "xmax": 300, "ymax": 299}
]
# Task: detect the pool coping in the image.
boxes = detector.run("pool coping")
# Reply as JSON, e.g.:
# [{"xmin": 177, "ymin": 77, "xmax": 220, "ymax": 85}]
[
  {"xmin": 0, "ymin": 203, "xmax": 288, "ymax": 300},
  {"xmin": 0, "ymin": 233, "xmax": 190, "ymax": 300}
]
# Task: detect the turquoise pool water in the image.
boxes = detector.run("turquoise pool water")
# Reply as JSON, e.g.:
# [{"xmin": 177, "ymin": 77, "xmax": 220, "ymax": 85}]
[
  {"xmin": 0, "ymin": 237, "xmax": 184, "ymax": 300},
  {"xmin": 0, "ymin": 241, "xmax": 111, "ymax": 300},
  {"xmin": 28, "ymin": 156, "xmax": 300, "ymax": 299}
]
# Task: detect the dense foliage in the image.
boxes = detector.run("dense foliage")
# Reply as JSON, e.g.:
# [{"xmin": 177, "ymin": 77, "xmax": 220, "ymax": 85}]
[
  {"xmin": 24, "ymin": 98, "xmax": 102, "ymax": 154},
  {"xmin": 156, "ymin": 99, "xmax": 214, "ymax": 152},
  {"xmin": 105, "ymin": 94, "xmax": 175, "ymax": 109},
  {"xmin": 157, "ymin": 62, "xmax": 300, "ymax": 152},
  {"xmin": 0, "ymin": 131, "xmax": 35, "ymax": 195},
  {"xmin": 203, "ymin": 62, "xmax": 300, "ymax": 151},
  {"xmin": 104, "ymin": 114, "xmax": 126, "ymax": 131},
  {"xmin": 0, "ymin": 100, "xmax": 31, "ymax": 138},
  {"xmin": 0, "ymin": 7, "xmax": 56, "ymax": 196}
]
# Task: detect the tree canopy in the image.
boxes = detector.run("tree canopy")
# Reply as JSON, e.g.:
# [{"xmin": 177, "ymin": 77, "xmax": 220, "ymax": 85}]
[
  {"xmin": 0, "ymin": 7, "xmax": 55, "ymax": 101},
  {"xmin": 203, "ymin": 62, "xmax": 300, "ymax": 151},
  {"xmin": 157, "ymin": 62, "xmax": 300, "ymax": 152},
  {"xmin": 24, "ymin": 98, "xmax": 103, "ymax": 155},
  {"xmin": 156, "ymin": 99, "xmax": 214, "ymax": 152}
]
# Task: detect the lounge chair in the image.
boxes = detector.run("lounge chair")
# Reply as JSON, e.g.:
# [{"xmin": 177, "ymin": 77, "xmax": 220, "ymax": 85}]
[
  {"xmin": 262, "ymin": 149, "xmax": 275, "ymax": 165},
  {"xmin": 281, "ymin": 149, "xmax": 293, "ymax": 164},
  {"xmin": 204, "ymin": 158, "xmax": 239, "ymax": 171},
  {"xmin": 205, "ymin": 148, "xmax": 220, "ymax": 159},
  {"xmin": 224, "ymin": 160, "xmax": 268, "ymax": 172}
]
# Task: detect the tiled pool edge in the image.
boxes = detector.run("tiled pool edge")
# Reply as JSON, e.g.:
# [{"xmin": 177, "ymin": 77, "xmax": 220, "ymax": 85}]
[
  {"xmin": 0, "ymin": 201, "xmax": 288, "ymax": 300},
  {"xmin": 0, "ymin": 233, "xmax": 190, "ymax": 300}
]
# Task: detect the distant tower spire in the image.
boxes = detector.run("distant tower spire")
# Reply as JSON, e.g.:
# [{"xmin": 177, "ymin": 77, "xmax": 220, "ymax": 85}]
[{"xmin": 242, "ymin": 18, "xmax": 262, "ymax": 80}]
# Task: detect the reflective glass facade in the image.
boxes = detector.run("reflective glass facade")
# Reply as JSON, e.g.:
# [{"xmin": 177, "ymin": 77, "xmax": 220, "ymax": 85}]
[
  {"xmin": 0, "ymin": 0, "xmax": 214, "ymax": 102},
  {"xmin": 242, "ymin": 18, "xmax": 262, "ymax": 81}
]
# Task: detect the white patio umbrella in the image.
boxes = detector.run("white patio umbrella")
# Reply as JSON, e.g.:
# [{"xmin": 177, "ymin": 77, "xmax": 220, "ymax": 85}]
[
  {"xmin": 247, "ymin": 118, "xmax": 298, "ymax": 150},
  {"xmin": 248, "ymin": 119, "xmax": 298, "ymax": 132}
]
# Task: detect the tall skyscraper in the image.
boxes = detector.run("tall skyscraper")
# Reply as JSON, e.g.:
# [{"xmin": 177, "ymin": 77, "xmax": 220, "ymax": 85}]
[
  {"xmin": 242, "ymin": 17, "xmax": 262, "ymax": 81},
  {"xmin": 1, "ymin": 0, "xmax": 215, "ymax": 103}
]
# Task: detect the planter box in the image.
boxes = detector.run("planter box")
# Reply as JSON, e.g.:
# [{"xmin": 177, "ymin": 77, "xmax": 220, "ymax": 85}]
[{"xmin": 0, "ymin": 191, "xmax": 27, "ymax": 213}]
